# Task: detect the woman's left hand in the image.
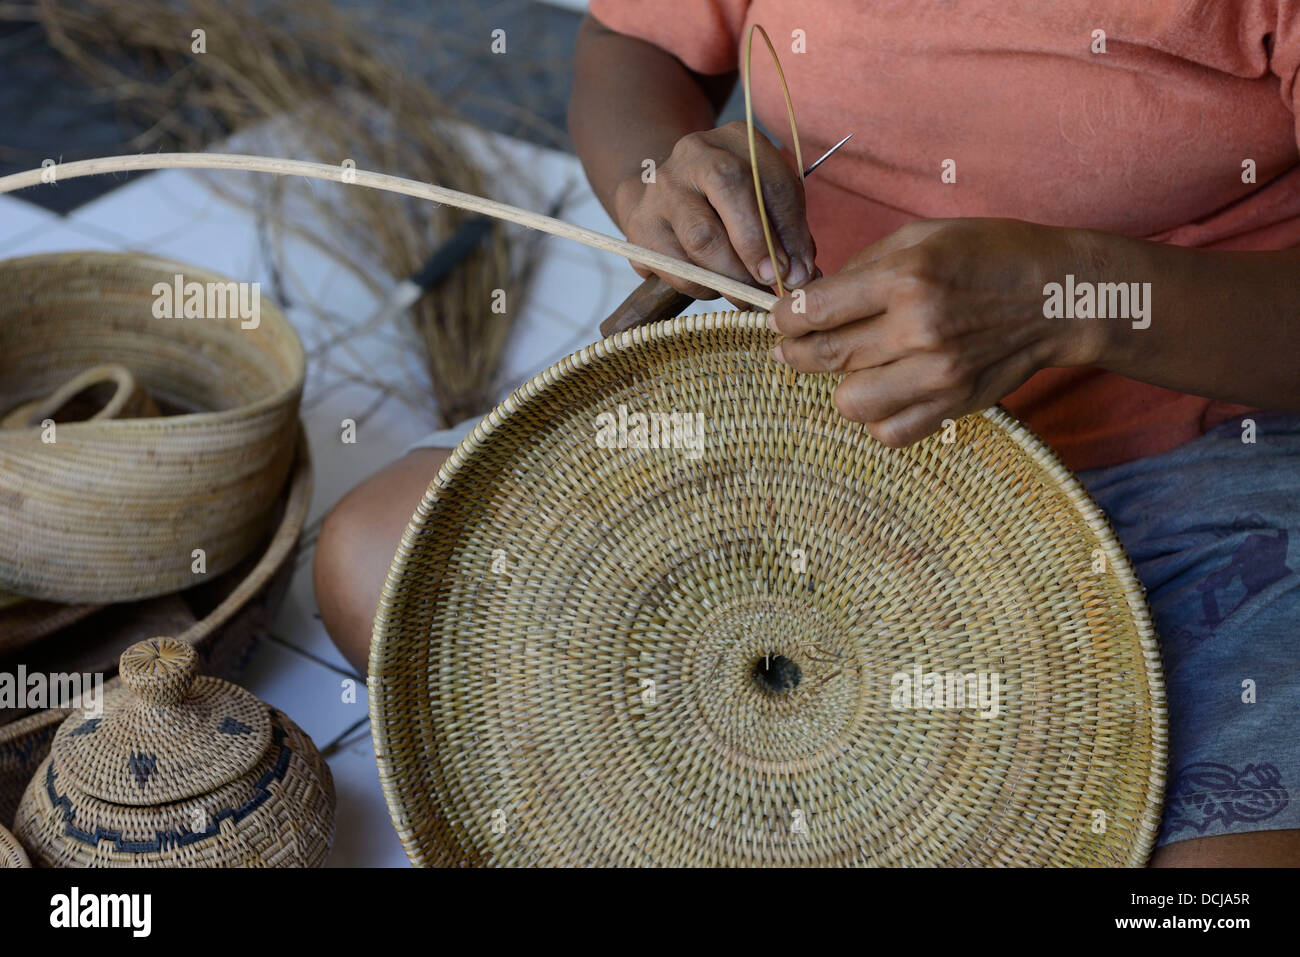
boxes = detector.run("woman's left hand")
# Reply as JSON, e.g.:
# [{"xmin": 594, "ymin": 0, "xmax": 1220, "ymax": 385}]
[{"xmin": 767, "ymin": 218, "xmax": 1104, "ymax": 447}]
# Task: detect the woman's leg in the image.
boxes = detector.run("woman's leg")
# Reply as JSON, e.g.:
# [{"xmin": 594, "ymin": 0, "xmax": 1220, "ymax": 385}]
[
  {"xmin": 313, "ymin": 447, "xmax": 452, "ymax": 675},
  {"xmin": 1076, "ymin": 413, "xmax": 1300, "ymax": 867},
  {"xmin": 1150, "ymin": 830, "xmax": 1300, "ymax": 867}
]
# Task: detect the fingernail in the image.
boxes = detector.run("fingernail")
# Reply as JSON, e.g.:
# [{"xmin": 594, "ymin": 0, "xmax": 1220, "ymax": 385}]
[
  {"xmin": 771, "ymin": 344, "xmax": 785, "ymax": 363},
  {"xmin": 785, "ymin": 259, "xmax": 808, "ymax": 286},
  {"xmin": 767, "ymin": 313, "xmax": 778, "ymax": 332},
  {"xmin": 757, "ymin": 258, "xmax": 776, "ymax": 283}
]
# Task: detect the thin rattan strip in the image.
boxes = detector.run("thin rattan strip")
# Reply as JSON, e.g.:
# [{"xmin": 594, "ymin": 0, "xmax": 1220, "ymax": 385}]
[{"xmin": 369, "ymin": 311, "xmax": 1166, "ymax": 868}]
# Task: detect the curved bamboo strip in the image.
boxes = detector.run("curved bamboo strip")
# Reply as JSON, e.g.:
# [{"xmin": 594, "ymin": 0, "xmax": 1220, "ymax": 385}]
[{"xmin": 0, "ymin": 153, "xmax": 780, "ymax": 311}]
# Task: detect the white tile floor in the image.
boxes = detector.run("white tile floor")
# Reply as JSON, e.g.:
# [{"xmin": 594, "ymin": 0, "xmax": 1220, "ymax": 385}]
[{"xmin": 0, "ymin": 129, "xmax": 730, "ymax": 865}]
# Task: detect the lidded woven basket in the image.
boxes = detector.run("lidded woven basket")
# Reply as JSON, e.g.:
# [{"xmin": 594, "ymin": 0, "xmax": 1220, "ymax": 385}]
[
  {"xmin": 0, "ymin": 822, "xmax": 29, "ymax": 867},
  {"xmin": 15, "ymin": 637, "xmax": 334, "ymax": 867},
  {"xmin": 370, "ymin": 311, "xmax": 1167, "ymax": 867}
]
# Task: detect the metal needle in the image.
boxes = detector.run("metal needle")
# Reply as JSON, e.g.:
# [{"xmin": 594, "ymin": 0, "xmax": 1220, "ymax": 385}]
[{"xmin": 801, "ymin": 133, "xmax": 854, "ymax": 177}]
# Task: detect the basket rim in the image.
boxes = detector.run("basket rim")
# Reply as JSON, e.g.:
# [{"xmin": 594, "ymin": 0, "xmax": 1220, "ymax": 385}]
[
  {"xmin": 0, "ymin": 250, "xmax": 305, "ymax": 436},
  {"xmin": 369, "ymin": 309, "xmax": 1168, "ymax": 867}
]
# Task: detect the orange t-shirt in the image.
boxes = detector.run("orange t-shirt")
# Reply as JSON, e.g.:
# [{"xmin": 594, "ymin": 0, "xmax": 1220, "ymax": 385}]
[{"xmin": 588, "ymin": 0, "xmax": 1300, "ymax": 470}]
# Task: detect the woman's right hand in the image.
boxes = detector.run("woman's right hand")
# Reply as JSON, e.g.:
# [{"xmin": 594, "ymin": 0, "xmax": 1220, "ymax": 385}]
[{"xmin": 612, "ymin": 120, "xmax": 818, "ymax": 303}]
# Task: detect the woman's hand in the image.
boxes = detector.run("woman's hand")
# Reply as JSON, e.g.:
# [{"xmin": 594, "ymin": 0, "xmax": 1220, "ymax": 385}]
[
  {"xmin": 613, "ymin": 121, "xmax": 818, "ymax": 303},
  {"xmin": 768, "ymin": 218, "xmax": 1105, "ymax": 447}
]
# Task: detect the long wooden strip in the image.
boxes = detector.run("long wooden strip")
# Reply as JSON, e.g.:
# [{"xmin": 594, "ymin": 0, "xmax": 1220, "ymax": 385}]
[{"xmin": 0, "ymin": 153, "xmax": 781, "ymax": 312}]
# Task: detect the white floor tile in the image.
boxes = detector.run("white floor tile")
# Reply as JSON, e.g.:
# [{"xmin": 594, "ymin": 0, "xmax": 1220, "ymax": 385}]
[
  {"xmin": 238, "ymin": 634, "xmax": 367, "ymax": 750},
  {"xmin": 0, "ymin": 218, "xmax": 126, "ymax": 257},
  {"xmin": 0, "ymin": 195, "xmax": 58, "ymax": 249},
  {"xmin": 324, "ymin": 735, "xmax": 411, "ymax": 868}
]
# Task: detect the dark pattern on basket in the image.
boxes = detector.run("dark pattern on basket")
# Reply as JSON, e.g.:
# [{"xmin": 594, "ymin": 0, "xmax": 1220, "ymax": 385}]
[
  {"xmin": 220, "ymin": 717, "xmax": 254, "ymax": 735},
  {"xmin": 46, "ymin": 714, "xmax": 292, "ymax": 853},
  {"xmin": 128, "ymin": 753, "xmax": 156, "ymax": 789},
  {"xmin": 15, "ymin": 637, "xmax": 334, "ymax": 867}
]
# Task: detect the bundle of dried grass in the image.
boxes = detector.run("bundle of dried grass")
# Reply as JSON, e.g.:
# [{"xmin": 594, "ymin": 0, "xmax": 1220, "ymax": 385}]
[{"xmin": 22, "ymin": 0, "xmax": 551, "ymax": 426}]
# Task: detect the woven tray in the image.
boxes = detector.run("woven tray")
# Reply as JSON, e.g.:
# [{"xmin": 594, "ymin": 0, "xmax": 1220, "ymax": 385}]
[
  {"xmin": 370, "ymin": 311, "xmax": 1166, "ymax": 867},
  {"xmin": 0, "ymin": 431, "xmax": 311, "ymax": 827}
]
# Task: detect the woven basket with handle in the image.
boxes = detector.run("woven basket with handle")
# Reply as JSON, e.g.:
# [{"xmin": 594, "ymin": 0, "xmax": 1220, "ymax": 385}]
[
  {"xmin": 370, "ymin": 310, "xmax": 1167, "ymax": 867},
  {"xmin": 0, "ymin": 251, "xmax": 304, "ymax": 604}
]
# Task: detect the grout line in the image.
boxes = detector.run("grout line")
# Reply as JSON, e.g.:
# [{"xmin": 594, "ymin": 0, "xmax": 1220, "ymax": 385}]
[
  {"xmin": 321, "ymin": 715, "xmax": 372, "ymax": 758},
  {"xmin": 265, "ymin": 632, "xmax": 362, "ymax": 682}
]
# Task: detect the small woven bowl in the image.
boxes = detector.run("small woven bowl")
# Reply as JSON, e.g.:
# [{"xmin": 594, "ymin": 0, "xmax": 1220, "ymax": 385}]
[
  {"xmin": 0, "ymin": 251, "xmax": 304, "ymax": 603},
  {"xmin": 370, "ymin": 311, "xmax": 1166, "ymax": 867}
]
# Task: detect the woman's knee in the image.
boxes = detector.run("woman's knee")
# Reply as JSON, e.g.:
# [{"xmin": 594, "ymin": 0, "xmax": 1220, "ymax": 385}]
[{"xmin": 313, "ymin": 448, "xmax": 451, "ymax": 672}]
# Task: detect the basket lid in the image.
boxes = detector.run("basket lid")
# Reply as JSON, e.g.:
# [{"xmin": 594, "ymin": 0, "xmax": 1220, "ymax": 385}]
[{"xmin": 52, "ymin": 637, "xmax": 271, "ymax": 805}]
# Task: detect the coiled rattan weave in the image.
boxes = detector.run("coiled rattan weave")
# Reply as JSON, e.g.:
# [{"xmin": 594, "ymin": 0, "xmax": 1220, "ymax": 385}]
[
  {"xmin": 0, "ymin": 821, "xmax": 29, "ymax": 867},
  {"xmin": 371, "ymin": 311, "xmax": 1166, "ymax": 867},
  {"xmin": 0, "ymin": 251, "xmax": 304, "ymax": 603}
]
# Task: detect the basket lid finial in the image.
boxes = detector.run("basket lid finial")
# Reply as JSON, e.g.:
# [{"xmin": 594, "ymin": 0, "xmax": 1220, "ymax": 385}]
[{"xmin": 120, "ymin": 636, "xmax": 197, "ymax": 707}]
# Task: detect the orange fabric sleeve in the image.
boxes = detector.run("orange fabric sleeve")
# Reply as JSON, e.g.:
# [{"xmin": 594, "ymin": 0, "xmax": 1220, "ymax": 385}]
[{"xmin": 588, "ymin": 0, "xmax": 750, "ymax": 75}]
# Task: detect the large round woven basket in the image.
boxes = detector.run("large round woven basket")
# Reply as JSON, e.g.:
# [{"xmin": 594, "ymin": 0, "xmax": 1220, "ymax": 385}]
[
  {"xmin": 0, "ymin": 251, "xmax": 304, "ymax": 603},
  {"xmin": 370, "ymin": 311, "xmax": 1167, "ymax": 867}
]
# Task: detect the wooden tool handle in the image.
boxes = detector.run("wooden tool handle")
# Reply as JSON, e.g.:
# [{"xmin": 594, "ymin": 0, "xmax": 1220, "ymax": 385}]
[{"xmin": 599, "ymin": 275, "xmax": 696, "ymax": 338}]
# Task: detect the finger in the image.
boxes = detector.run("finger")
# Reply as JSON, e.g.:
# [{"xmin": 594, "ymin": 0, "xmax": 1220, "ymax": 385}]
[
  {"xmin": 628, "ymin": 214, "xmax": 725, "ymax": 301},
  {"xmin": 863, "ymin": 399, "xmax": 952, "ymax": 449},
  {"xmin": 769, "ymin": 262, "xmax": 892, "ymax": 338},
  {"xmin": 689, "ymin": 143, "xmax": 810, "ymax": 288},
  {"xmin": 831, "ymin": 357, "xmax": 934, "ymax": 426},
  {"xmin": 754, "ymin": 146, "xmax": 816, "ymax": 286},
  {"xmin": 863, "ymin": 341, "xmax": 1046, "ymax": 448},
  {"xmin": 710, "ymin": 123, "xmax": 818, "ymax": 285},
  {"xmin": 668, "ymin": 197, "xmax": 755, "ymax": 290},
  {"xmin": 772, "ymin": 315, "xmax": 902, "ymax": 374}
]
